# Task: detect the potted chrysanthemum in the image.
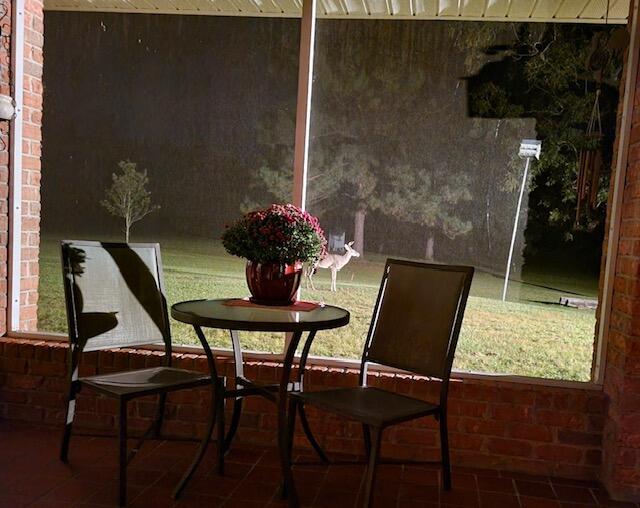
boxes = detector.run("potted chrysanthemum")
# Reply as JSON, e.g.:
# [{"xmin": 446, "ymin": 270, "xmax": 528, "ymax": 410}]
[{"xmin": 222, "ymin": 204, "xmax": 326, "ymax": 305}]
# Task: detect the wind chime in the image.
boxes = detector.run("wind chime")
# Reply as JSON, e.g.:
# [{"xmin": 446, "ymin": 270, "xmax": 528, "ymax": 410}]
[
  {"xmin": 575, "ymin": 87, "xmax": 603, "ymax": 225},
  {"xmin": 575, "ymin": 25, "xmax": 628, "ymax": 225}
]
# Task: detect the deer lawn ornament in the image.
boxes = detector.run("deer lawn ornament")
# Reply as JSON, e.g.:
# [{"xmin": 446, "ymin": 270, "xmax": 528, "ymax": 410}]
[{"xmin": 306, "ymin": 241, "xmax": 360, "ymax": 292}]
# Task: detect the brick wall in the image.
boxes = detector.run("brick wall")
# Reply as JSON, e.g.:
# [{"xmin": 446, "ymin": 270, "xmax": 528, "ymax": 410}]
[
  {"xmin": 0, "ymin": 0, "xmax": 42, "ymax": 335},
  {"xmin": 601, "ymin": 34, "xmax": 640, "ymax": 499},
  {"xmin": 0, "ymin": 337, "xmax": 606, "ymax": 480},
  {"xmin": 20, "ymin": 0, "xmax": 43, "ymax": 331}
]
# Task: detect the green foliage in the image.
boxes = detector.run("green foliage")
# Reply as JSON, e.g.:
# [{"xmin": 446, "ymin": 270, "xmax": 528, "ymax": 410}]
[
  {"xmin": 458, "ymin": 23, "xmax": 622, "ymax": 255},
  {"xmin": 381, "ymin": 164, "xmax": 473, "ymax": 239},
  {"xmin": 100, "ymin": 160, "xmax": 159, "ymax": 242}
]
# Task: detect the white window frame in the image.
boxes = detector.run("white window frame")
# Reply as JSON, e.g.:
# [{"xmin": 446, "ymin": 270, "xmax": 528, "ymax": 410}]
[
  {"xmin": 7, "ymin": 0, "xmax": 640, "ymax": 389},
  {"xmin": 7, "ymin": 0, "xmax": 25, "ymax": 332}
]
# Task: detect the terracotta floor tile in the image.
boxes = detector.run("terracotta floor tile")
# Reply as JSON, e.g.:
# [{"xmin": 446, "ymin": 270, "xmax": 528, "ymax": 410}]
[
  {"xmin": 25, "ymin": 501, "xmax": 73, "ymax": 508},
  {"xmin": 450, "ymin": 473, "xmax": 478, "ymax": 491},
  {"xmin": 1, "ymin": 422, "xmax": 639, "ymax": 508},
  {"xmin": 591, "ymin": 488, "xmax": 639, "ymax": 507},
  {"xmin": 550, "ymin": 478, "xmax": 599, "ymax": 489},
  {"xmin": 224, "ymin": 446, "xmax": 267, "ymax": 465},
  {"xmin": 376, "ymin": 464, "xmax": 404, "ymax": 482},
  {"xmin": 398, "ymin": 483, "xmax": 440, "ymax": 503},
  {"xmin": 313, "ymin": 488, "xmax": 359, "ymax": 508},
  {"xmin": 295, "ymin": 482, "xmax": 322, "ymax": 506},
  {"xmin": 370, "ymin": 495, "xmax": 399, "ymax": 508},
  {"xmin": 222, "ymin": 499, "xmax": 270, "ymax": 508},
  {"xmin": 244, "ymin": 465, "xmax": 282, "ymax": 484},
  {"xmin": 174, "ymin": 492, "xmax": 226, "ymax": 508},
  {"xmin": 374, "ymin": 479, "xmax": 401, "ymax": 500},
  {"xmin": 183, "ymin": 474, "xmax": 241, "ymax": 498},
  {"xmin": 128, "ymin": 486, "xmax": 177, "ymax": 508},
  {"xmin": 478, "ymin": 491, "xmax": 520, "ymax": 508},
  {"xmin": 233, "ymin": 481, "xmax": 280, "ymax": 502},
  {"xmin": 439, "ymin": 488, "xmax": 480, "ymax": 507},
  {"xmin": 39, "ymin": 478, "xmax": 106, "ymax": 504},
  {"xmin": 0, "ymin": 495, "xmax": 31, "ymax": 508},
  {"xmin": 552, "ymin": 485, "xmax": 596, "ymax": 505},
  {"xmin": 597, "ymin": 503, "xmax": 640, "ymax": 508},
  {"xmin": 502, "ymin": 472, "xmax": 551, "ymax": 483},
  {"xmin": 516, "ymin": 480, "xmax": 557, "ymax": 500},
  {"xmin": 324, "ymin": 469, "xmax": 364, "ymax": 491},
  {"xmin": 519, "ymin": 497, "xmax": 562, "ymax": 508},
  {"xmin": 477, "ymin": 476, "xmax": 516, "ymax": 494},
  {"xmin": 402, "ymin": 467, "xmax": 440, "ymax": 486},
  {"xmin": 454, "ymin": 467, "xmax": 499, "ymax": 477},
  {"xmin": 3, "ymin": 473, "xmax": 63, "ymax": 503},
  {"xmin": 85, "ymin": 480, "xmax": 146, "ymax": 506},
  {"xmin": 397, "ymin": 502, "xmax": 439, "ymax": 508}
]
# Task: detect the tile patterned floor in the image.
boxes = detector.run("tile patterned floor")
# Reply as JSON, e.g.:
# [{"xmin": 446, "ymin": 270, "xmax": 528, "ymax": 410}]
[{"xmin": 0, "ymin": 421, "xmax": 636, "ymax": 508}]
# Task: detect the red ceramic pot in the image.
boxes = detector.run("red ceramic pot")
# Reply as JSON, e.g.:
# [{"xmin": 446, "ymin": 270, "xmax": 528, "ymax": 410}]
[{"xmin": 245, "ymin": 260, "xmax": 302, "ymax": 306}]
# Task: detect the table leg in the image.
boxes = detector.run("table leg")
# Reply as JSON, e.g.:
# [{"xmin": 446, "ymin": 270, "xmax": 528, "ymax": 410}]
[
  {"xmin": 223, "ymin": 330, "xmax": 244, "ymax": 453},
  {"xmin": 173, "ymin": 325, "xmax": 219, "ymax": 499},
  {"xmin": 297, "ymin": 331, "xmax": 328, "ymax": 463},
  {"xmin": 278, "ymin": 330, "xmax": 303, "ymax": 507}
]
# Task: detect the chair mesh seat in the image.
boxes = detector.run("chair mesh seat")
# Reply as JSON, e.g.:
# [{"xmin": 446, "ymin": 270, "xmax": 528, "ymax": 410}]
[
  {"xmin": 82, "ymin": 367, "xmax": 210, "ymax": 397},
  {"xmin": 294, "ymin": 387, "xmax": 438, "ymax": 427}
]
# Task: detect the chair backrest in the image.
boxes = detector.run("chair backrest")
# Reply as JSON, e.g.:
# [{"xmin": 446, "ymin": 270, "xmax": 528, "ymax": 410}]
[
  {"xmin": 363, "ymin": 259, "xmax": 474, "ymax": 382},
  {"xmin": 61, "ymin": 240, "xmax": 171, "ymax": 354}
]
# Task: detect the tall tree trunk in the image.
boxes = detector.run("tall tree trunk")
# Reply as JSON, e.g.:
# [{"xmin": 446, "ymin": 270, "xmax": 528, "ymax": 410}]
[
  {"xmin": 354, "ymin": 208, "xmax": 366, "ymax": 256},
  {"xmin": 425, "ymin": 232, "xmax": 435, "ymax": 261}
]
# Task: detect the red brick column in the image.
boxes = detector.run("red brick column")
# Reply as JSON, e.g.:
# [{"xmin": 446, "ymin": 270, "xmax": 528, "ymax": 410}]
[
  {"xmin": 601, "ymin": 14, "xmax": 640, "ymax": 499},
  {"xmin": 19, "ymin": 0, "xmax": 43, "ymax": 331},
  {"xmin": 0, "ymin": 0, "xmax": 41, "ymax": 335}
]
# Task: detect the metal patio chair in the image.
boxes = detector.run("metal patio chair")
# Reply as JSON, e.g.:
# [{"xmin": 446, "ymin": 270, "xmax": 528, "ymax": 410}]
[
  {"xmin": 288, "ymin": 259, "xmax": 474, "ymax": 508},
  {"xmin": 58, "ymin": 240, "xmax": 219, "ymax": 506}
]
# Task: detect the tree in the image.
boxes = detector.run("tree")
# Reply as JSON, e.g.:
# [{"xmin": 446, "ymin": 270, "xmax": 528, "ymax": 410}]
[
  {"xmin": 381, "ymin": 164, "xmax": 473, "ymax": 260},
  {"xmin": 247, "ymin": 21, "xmax": 431, "ymax": 257},
  {"xmin": 457, "ymin": 23, "xmax": 622, "ymax": 265},
  {"xmin": 101, "ymin": 160, "xmax": 159, "ymax": 242}
]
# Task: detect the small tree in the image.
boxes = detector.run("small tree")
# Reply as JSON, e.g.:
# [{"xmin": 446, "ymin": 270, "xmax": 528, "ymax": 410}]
[{"xmin": 101, "ymin": 160, "xmax": 159, "ymax": 242}]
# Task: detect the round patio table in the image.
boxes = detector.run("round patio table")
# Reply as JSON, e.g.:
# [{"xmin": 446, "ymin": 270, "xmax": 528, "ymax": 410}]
[{"xmin": 171, "ymin": 298, "xmax": 350, "ymax": 507}]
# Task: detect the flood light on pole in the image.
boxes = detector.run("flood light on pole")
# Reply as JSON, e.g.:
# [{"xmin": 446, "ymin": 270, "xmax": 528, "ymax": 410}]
[{"xmin": 502, "ymin": 139, "xmax": 542, "ymax": 302}]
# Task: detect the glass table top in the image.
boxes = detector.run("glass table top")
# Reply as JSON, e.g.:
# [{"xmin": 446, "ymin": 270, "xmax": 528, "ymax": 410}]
[{"xmin": 171, "ymin": 299, "xmax": 350, "ymax": 332}]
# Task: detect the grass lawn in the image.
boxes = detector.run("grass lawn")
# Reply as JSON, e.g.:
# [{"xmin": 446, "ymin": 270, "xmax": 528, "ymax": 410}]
[{"xmin": 37, "ymin": 236, "xmax": 598, "ymax": 381}]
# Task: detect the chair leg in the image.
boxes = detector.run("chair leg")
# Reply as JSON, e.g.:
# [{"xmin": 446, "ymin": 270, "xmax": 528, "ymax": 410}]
[
  {"xmin": 173, "ymin": 385, "xmax": 218, "ymax": 500},
  {"xmin": 362, "ymin": 424, "xmax": 371, "ymax": 460},
  {"xmin": 299, "ymin": 403, "xmax": 329, "ymax": 464},
  {"xmin": 439, "ymin": 411, "xmax": 451, "ymax": 491},
  {"xmin": 216, "ymin": 385, "xmax": 226, "ymax": 476},
  {"xmin": 127, "ymin": 392, "xmax": 167, "ymax": 465},
  {"xmin": 361, "ymin": 426, "xmax": 382, "ymax": 508},
  {"xmin": 60, "ymin": 382, "xmax": 78, "ymax": 463},
  {"xmin": 118, "ymin": 400, "xmax": 128, "ymax": 507},
  {"xmin": 152, "ymin": 393, "xmax": 166, "ymax": 438}
]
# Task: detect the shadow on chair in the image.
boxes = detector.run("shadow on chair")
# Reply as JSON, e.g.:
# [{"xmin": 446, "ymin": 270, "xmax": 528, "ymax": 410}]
[
  {"xmin": 288, "ymin": 258, "xmax": 474, "ymax": 508},
  {"xmin": 59, "ymin": 240, "xmax": 220, "ymax": 506}
]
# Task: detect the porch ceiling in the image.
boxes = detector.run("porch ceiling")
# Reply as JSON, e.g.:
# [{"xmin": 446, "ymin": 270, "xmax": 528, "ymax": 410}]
[{"xmin": 44, "ymin": 0, "xmax": 629, "ymax": 23}]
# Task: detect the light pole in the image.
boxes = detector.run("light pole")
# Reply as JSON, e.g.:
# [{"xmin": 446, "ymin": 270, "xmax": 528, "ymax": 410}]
[{"xmin": 502, "ymin": 139, "xmax": 542, "ymax": 302}]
